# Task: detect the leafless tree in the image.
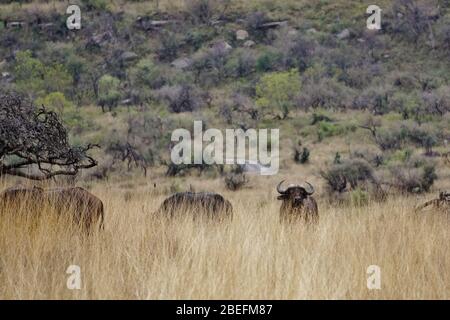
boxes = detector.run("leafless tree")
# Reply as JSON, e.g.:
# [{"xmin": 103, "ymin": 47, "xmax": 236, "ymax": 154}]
[{"xmin": 0, "ymin": 94, "xmax": 97, "ymax": 180}]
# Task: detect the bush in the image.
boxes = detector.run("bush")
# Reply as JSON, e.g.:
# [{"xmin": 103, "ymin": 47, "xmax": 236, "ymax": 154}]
[
  {"xmin": 224, "ymin": 165, "xmax": 248, "ymax": 191},
  {"xmin": 157, "ymin": 85, "xmax": 204, "ymax": 113},
  {"xmin": 316, "ymin": 121, "xmax": 356, "ymax": 141},
  {"xmin": 256, "ymin": 69, "xmax": 301, "ymax": 119},
  {"xmin": 185, "ymin": 0, "xmax": 223, "ymax": 24},
  {"xmin": 129, "ymin": 58, "xmax": 167, "ymax": 90},
  {"xmin": 294, "ymin": 147, "xmax": 310, "ymax": 164},
  {"xmin": 256, "ymin": 49, "xmax": 281, "ymax": 72},
  {"xmin": 225, "ymin": 49, "xmax": 256, "ymax": 78},
  {"xmin": 297, "ymin": 77, "xmax": 353, "ymax": 110},
  {"xmin": 98, "ymin": 75, "xmax": 121, "ymax": 112},
  {"xmin": 13, "ymin": 51, "xmax": 72, "ymax": 99},
  {"xmin": 245, "ymin": 11, "xmax": 268, "ymax": 34},
  {"xmin": 81, "ymin": 0, "xmax": 108, "ymax": 10},
  {"xmin": 274, "ymin": 31, "xmax": 316, "ymax": 71},
  {"xmin": 158, "ymin": 31, "xmax": 183, "ymax": 62},
  {"xmin": 352, "ymin": 85, "xmax": 392, "ymax": 115},
  {"xmin": 321, "ymin": 159, "xmax": 375, "ymax": 192},
  {"xmin": 422, "ymin": 86, "xmax": 450, "ymax": 116},
  {"xmin": 389, "ymin": 161, "xmax": 437, "ymax": 194},
  {"xmin": 35, "ymin": 92, "xmax": 72, "ymax": 115}
]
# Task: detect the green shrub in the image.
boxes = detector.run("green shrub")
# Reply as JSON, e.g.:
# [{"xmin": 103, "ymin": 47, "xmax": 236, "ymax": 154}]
[
  {"xmin": 256, "ymin": 50, "xmax": 282, "ymax": 72},
  {"xmin": 98, "ymin": 75, "xmax": 121, "ymax": 111},
  {"xmin": 321, "ymin": 159, "xmax": 375, "ymax": 192},
  {"xmin": 13, "ymin": 50, "xmax": 72, "ymax": 98},
  {"xmin": 35, "ymin": 92, "xmax": 72, "ymax": 114},
  {"xmin": 81, "ymin": 0, "xmax": 108, "ymax": 10},
  {"xmin": 256, "ymin": 69, "xmax": 301, "ymax": 119}
]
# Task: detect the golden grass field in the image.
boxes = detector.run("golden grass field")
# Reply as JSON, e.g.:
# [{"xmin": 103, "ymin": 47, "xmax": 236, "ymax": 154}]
[{"xmin": 0, "ymin": 175, "xmax": 448, "ymax": 300}]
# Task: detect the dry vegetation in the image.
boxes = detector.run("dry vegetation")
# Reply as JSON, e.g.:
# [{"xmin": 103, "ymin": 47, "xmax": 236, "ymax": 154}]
[{"xmin": 0, "ymin": 177, "xmax": 448, "ymax": 300}]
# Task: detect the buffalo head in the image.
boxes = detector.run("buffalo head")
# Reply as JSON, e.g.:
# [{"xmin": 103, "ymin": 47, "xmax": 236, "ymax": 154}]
[{"xmin": 276, "ymin": 180, "xmax": 315, "ymax": 206}]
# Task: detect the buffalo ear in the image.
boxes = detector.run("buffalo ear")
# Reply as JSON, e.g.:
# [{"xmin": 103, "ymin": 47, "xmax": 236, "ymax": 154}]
[{"xmin": 277, "ymin": 195, "xmax": 286, "ymax": 200}]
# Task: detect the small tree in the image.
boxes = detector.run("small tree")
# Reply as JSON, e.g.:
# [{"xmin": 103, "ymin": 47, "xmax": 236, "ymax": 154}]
[
  {"xmin": 98, "ymin": 75, "xmax": 121, "ymax": 112},
  {"xmin": 256, "ymin": 69, "xmax": 301, "ymax": 119},
  {"xmin": 0, "ymin": 94, "xmax": 97, "ymax": 180}
]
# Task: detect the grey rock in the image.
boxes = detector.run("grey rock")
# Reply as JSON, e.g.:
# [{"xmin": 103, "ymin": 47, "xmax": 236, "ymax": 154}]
[
  {"xmin": 243, "ymin": 40, "xmax": 256, "ymax": 48},
  {"xmin": 171, "ymin": 57, "xmax": 192, "ymax": 69},
  {"xmin": 121, "ymin": 51, "xmax": 138, "ymax": 62},
  {"xmin": 7, "ymin": 21, "xmax": 25, "ymax": 28},
  {"xmin": 210, "ymin": 41, "xmax": 233, "ymax": 54},
  {"xmin": 259, "ymin": 21, "xmax": 288, "ymax": 29},
  {"xmin": 336, "ymin": 28, "xmax": 350, "ymax": 40},
  {"xmin": 236, "ymin": 29, "xmax": 249, "ymax": 40}
]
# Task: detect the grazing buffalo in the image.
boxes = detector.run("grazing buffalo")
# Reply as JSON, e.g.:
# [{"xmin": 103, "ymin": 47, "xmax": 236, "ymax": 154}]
[
  {"xmin": 156, "ymin": 192, "xmax": 233, "ymax": 221},
  {"xmin": 0, "ymin": 186, "xmax": 104, "ymax": 231},
  {"xmin": 276, "ymin": 180, "xmax": 318, "ymax": 224},
  {"xmin": 415, "ymin": 191, "xmax": 450, "ymax": 214}
]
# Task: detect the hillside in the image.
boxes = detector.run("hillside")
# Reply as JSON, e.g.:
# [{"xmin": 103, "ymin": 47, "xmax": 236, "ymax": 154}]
[{"xmin": 0, "ymin": 0, "xmax": 449, "ymax": 196}]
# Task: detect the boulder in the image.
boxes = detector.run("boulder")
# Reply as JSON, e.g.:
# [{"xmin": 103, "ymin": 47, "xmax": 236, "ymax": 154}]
[
  {"xmin": 210, "ymin": 41, "xmax": 233, "ymax": 54},
  {"xmin": 136, "ymin": 17, "xmax": 176, "ymax": 30},
  {"xmin": 121, "ymin": 51, "xmax": 138, "ymax": 62},
  {"xmin": 171, "ymin": 57, "xmax": 192, "ymax": 69},
  {"xmin": 236, "ymin": 29, "xmax": 249, "ymax": 41},
  {"xmin": 243, "ymin": 40, "xmax": 256, "ymax": 48},
  {"xmin": 6, "ymin": 21, "xmax": 25, "ymax": 28},
  {"xmin": 88, "ymin": 31, "xmax": 113, "ymax": 48},
  {"xmin": 336, "ymin": 28, "xmax": 350, "ymax": 40},
  {"xmin": 258, "ymin": 21, "xmax": 288, "ymax": 29}
]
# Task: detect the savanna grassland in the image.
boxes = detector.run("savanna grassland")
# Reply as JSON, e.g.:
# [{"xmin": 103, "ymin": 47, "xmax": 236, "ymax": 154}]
[
  {"xmin": 1, "ymin": 0, "xmax": 450, "ymax": 300},
  {"xmin": 0, "ymin": 174, "xmax": 449, "ymax": 300}
]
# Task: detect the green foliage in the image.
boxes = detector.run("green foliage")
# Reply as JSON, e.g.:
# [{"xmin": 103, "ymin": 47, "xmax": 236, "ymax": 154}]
[
  {"xmin": 13, "ymin": 50, "xmax": 72, "ymax": 98},
  {"xmin": 256, "ymin": 50, "xmax": 281, "ymax": 72},
  {"xmin": 225, "ymin": 49, "xmax": 256, "ymax": 78},
  {"xmin": 389, "ymin": 149, "xmax": 413, "ymax": 164},
  {"xmin": 322, "ymin": 159, "xmax": 375, "ymax": 192},
  {"xmin": 256, "ymin": 69, "xmax": 301, "ymax": 118},
  {"xmin": 35, "ymin": 92, "xmax": 72, "ymax": 114},
  {"xmin": 98, "ymin": 75, "xmax": 121, "ymax": 111},
  {"xmin": 81, "ymin": 0, "xmax": 108, "ymax": 10},
  {"xmin": 158, "ymin": 31, "xmax": 182, "ymax": 61},
  {"xmin": 129, "ymin": 58, "xmax": 166, "ymax": 90},
  {"xmin": 14, "ymin": 50, "xmax": 46, "ymax": 97},
  {"xmin": 317, "ymin": 121, "xmax": 356, "ymax": 141}
]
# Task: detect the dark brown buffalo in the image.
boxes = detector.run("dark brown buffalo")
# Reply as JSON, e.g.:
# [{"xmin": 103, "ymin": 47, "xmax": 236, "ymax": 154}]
[
  {"xmin": 276, "ymin": 180, "xmax": 319, "ymax": 224},
  {"xmin": 156, "ymin": 192, "xmax": 233, "ymax": 221},
  {"xmin": 0, "ymin": 186, "xmax": 104, "ymax": 231}
]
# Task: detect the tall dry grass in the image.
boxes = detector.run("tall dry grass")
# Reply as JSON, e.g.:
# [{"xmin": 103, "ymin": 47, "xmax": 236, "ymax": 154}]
[{"xmin": 0, "ymin": 180, "xmax": 449, "ymax": 300}]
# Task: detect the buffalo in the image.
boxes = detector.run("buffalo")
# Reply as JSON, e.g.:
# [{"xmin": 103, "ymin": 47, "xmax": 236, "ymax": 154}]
[
  {"xmin": 0, "ymin": 186, "xmax": 104, "ymax": 231},
  {"xmin": 276, "ymin": 180, "xmax": 318, "ymax": 223},
  {"xmin": 156, "ymin": 192, "xmax": 233, "ymax": 221},
  {"xmin": 415, "ymin": 191, "xmax": 450, "ymax": 214}
]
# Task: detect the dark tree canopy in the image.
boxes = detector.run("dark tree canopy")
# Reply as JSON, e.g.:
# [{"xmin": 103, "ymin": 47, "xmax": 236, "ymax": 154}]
[{"xmin": 0, "ymin": 94, "xmax": 97, "ymax": 180}]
